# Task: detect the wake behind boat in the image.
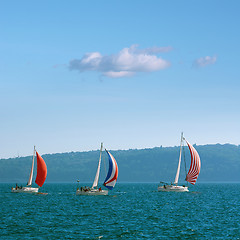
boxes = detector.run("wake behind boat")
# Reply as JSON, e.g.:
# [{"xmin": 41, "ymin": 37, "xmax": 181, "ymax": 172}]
[
  {"xmin": 11, "ymin": 146, "xmax": 47, "ymax": 193},
  {"xmin": 76, "ymin": 143, "xmax": 118, "ymax": 196},
  {"xmin": 158, "ymin": 133, "xmax": 201, "ymax": 192}
]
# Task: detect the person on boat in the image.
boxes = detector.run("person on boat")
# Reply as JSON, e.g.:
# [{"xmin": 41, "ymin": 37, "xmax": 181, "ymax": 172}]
[
  {"xmin": 16, "ymin": 183, "xmax": 18, "ymax": 190},
  {"xmin": 99, "ymin": 187, "xmax": 102, "ymax": 191},
  {"xmin": 164, "ymin": 185, "xmax": 166, "ymax": 189}
]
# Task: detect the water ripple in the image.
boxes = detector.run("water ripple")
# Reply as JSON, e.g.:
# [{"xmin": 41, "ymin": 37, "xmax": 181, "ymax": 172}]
[{"xmin": 0, "ymin": 183, "xmax": 240, "ymax": 239}]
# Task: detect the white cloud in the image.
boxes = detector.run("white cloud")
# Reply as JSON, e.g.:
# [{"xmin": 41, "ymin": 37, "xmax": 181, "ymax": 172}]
[
  {"xmin": 69, "ymin": 45, "xmax": 171, "ymax": 78},
  {"xmin": 194, "ymin": 56, "xmax": 217, "ymax": 68},
  {"xmin": 103, "ymin": 71, "xmax": 135, "ymax": 78}
]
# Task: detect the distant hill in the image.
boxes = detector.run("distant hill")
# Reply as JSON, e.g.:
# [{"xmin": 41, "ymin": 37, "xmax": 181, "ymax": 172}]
[{"xmin": 0, "ymin": 144, "xmax": 240, "ymax": 183}]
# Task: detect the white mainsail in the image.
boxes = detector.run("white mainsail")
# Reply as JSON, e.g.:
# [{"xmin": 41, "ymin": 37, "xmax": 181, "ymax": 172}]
[
  {"xmin": 27, "ymin": 146, "xmax": 35, "ymax": 186},
  {"xmin": 92, "ymin": 143, "xmax": 103, "ymax": 189},
  {"xmin": 174, "ymin": 133, "xmax": 183, "ymax": 185}
]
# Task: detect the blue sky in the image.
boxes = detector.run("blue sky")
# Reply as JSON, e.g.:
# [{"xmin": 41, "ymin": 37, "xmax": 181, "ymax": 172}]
[{"xmin": 0, "ymin": 1, "xmax": 239, "ymax": 158}]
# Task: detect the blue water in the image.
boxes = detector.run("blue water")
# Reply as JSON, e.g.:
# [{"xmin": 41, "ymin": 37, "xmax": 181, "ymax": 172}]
[{"xmin": 0, "ymin": 183, "xmax": 240, "ymax": 239}]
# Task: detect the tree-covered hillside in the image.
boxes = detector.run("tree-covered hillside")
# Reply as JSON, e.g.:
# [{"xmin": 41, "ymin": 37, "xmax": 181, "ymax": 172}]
[{"xmin": 0, "ymin": 144, "xmax": 240, "ymax": 183}]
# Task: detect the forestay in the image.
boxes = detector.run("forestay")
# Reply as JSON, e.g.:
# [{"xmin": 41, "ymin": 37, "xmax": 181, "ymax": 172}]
[
  {"xmin": 92, "ymin": 143, "xmax": 103, "ymax": 188},
  {"xmin": 27, "ymin": 146, "xmax": 36, "ymax": 186}
]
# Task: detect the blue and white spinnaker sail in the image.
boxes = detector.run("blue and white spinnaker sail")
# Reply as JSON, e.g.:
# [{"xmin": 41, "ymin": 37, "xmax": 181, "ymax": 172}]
[{"xmin": 103, "ymin": 149, "xmax": 118, "ymax": 190}]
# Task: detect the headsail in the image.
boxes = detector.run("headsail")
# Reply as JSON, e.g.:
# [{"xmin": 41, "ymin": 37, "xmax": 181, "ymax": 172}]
[
  {"xmin": 92, "ymin": 143, "xmax": 103, "ymax": 189},
  {"xmin": 174, "ymin": 133, "xmax": 183, "ymax": 185},
  {"xmin": 35, "ymin": 151, "xmax": 47, "ymax": 187},
  {"xmin": 103, "ymin": 150, "xmax": 118, "ymax": 190},
  {"xmin": 185, "ymin": 140, "xmax": 201, "ymax": 185},
  {"xmin": 27, "ymin": 146, "xmax": 36, "ymax": 186}
]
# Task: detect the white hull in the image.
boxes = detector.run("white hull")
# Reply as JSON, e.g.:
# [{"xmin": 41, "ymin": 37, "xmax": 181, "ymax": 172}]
[
  {"xmin": 11, "ymin": 187, "xmax": 39, "ymax": 193},
  {"xmin": 76, "ymin": 188, "xmax": 108, "ymax": 196},
  {"xmin": 158, "ymin": 185, "xmax": 189, "ymax": 192}
]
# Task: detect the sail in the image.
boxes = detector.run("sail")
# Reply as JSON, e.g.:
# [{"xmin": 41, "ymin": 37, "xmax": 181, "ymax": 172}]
[
  {"xmin": 27, "ymin": 146, "xmax": 35, "ymax": 186},
  {"xmin": 103, "ymin": 150, "xmax": 118, "ymax": 190},
  {"xmin": 185, "ymin": 140, "xmax": 201, "ymax": 185},
  {"xmin": 92, "ymin": 143, "xmax": 103, "ymax": 188},
  {"xmin": 35, "ymin": 151, "xmax": 47, "ymax": 187},
  {"xmin": 174, "ymin": 133, "xmax": 183, "ymax": 184}
]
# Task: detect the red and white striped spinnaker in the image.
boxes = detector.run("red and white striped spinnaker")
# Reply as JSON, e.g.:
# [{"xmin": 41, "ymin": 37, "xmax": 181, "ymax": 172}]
[{"xmin": 185, "ymin": 140, "xmax": 201, "ymax": 185}]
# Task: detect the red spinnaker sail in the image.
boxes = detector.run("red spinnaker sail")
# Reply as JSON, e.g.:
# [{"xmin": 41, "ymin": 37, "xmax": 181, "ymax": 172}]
[
  {"xmin": 35, "ymin": 151, "xmax": 47, "ymax": 187},
  {"xmin": 185, "ymin": 140, "xmax": 201, "ymax": 185}
]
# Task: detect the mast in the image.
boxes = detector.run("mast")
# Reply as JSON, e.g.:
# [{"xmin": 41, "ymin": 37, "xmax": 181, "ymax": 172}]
[
  {"xmin": 174, "ymin": 133, "xmax": 183, "ymax": 185},
  {"xmin": 92, "ymin": 143, "xmax": 103, "ymax": 189},
  {"xmin": 27, "ymin": 146, "xmax": 35, "ymax": 186}
]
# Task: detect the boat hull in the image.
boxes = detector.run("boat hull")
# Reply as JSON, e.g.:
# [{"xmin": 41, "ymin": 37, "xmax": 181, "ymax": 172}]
[
  {"xmin": 11, "ymin": 187, "xmax": 39, "ymax": 193},
  {"xmin": 76, "ymin": 188, "xmax": 108, "ymax": 196},
  {"xmin": 158, "ymin": 185, "xmax": 189, "ymax": 192}
]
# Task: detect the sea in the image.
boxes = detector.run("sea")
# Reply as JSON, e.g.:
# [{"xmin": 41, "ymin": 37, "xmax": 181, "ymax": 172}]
[{"xmin": 0, "ymin": 183, "xmax": 240, "ymax": 239}]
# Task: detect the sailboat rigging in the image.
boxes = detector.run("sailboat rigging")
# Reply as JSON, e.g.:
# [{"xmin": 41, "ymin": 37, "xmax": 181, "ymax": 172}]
[
  {"xmin": 76, "ymin": 143, "xmax": 118, "ymax": 195},
  {"xmin": 158, "ymin": 133, "xmax": 201, "ymax": 192},
  {"xmin": 11, "ymin": 146, "xmax": 47, "ymax": 193}
]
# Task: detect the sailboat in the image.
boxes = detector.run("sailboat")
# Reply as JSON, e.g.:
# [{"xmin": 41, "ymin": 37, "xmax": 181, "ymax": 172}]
[
  {"xmin": 158, "ymin": 133, "xmax": 201, "ymax": 192},
  {"xmin": 11, "ymin": 146, "xmax": 47, "ymax": 193},
  {"xmin": 76, "ymin": 143, "xmax": 118, "ymax": 196}
]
